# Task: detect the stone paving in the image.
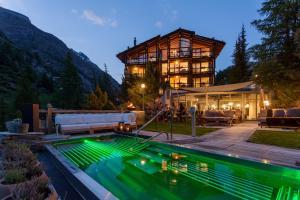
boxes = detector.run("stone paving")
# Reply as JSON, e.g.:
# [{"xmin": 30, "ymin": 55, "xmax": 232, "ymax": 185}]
[{"xmin": 140, "ymin": 121, "xmax": 300, "ymax": 168}]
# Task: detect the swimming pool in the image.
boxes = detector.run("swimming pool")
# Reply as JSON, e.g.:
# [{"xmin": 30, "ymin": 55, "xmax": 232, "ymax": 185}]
[{"xmin": 52, "ymin": 134, "xmax": 300, "ymax": 200}]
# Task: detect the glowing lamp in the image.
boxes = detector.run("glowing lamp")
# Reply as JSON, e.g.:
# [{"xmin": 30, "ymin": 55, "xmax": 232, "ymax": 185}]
[
  {"xmin": 118, "ymin": 122, "xmax": 125, "ymax": 131},
  {"xmin": 263, "ymin": 100, "xmax": 270, "ymax": 106},
  {"xmin": 161, "ymin": 160, "xmax": 167, "ymax": 171}
]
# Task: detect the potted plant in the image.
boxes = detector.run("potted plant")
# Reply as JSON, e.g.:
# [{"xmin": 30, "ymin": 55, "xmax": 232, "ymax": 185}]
[{"xmin": 0, "ymin": 142, "xmax": 58, "ymax": 200}]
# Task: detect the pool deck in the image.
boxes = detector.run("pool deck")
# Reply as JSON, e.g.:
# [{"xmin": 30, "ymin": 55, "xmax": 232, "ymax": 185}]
[
  {"xmin": 140, "ymin": 121, "xmax": 300, "ymax": 168},
  {"xmin": 1, "ymin": 122, "xmax": 299, "ymax": 168}
]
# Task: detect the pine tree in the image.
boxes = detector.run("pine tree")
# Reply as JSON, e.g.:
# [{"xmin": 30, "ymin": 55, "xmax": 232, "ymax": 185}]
[
  {"xmin": 251, "ymin": 0, "xmax": 300, "ymax": 107},
  {"xmin": 59, "ymin": 51, "xmax": 84, "ymax": 109},
  {"xmin": 86, "ymin": 85, "xmax": 115, "ymax": 110},
  {"xmin": 14, "ymin": 65, "xmax": 38, "ymax": 110},
  {"xmin": 144, "ymin": 63, "xmax": 160, "ymax": 101},
  {"xmin": 230, "ymin": 25, "xmax": 250, "ymax": 83}
]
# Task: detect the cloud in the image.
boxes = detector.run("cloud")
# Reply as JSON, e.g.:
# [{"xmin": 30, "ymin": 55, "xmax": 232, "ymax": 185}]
[
  {"xmin": 155, "ymin": 21, "xmax": 163, "ymax": 28},
  {"xmin": 82, "ymin": 10, "xmax": 105, "ymax": 26},
  {"xmin": 81, "ymin": 9, "xmax": 118, "ymax": 27}
]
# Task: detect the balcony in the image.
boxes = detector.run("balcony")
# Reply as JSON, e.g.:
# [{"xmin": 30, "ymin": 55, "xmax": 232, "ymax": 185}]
[
  {"xmin": 169, "ymin": 67, "xmax": 189, "ymax": 74},
  {"xmin": 127, "ymin": 58, "xmax": 146, "ymax": 65},
  {"xmin": 192, "ymin": 67, "xmax": 214, "ymax": 74},
  {"xmin": 168, "ymin": 48, "xmax": 213, "ymax": 59},
  {"xmin": 169, "ymin": 47, "xmax": 190, "ymax": 58},
  {"xmin": 192, "ymin": 48, "xmax": 213, "ymax": 58}
]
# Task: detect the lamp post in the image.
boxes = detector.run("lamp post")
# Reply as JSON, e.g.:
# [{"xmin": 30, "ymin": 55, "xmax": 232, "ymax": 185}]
[{"xmin": 141, "ymin": 83, "xmax": 146, "ymax": 111}]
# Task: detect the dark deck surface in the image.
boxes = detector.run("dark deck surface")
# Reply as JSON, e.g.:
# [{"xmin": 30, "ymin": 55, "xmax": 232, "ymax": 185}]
[{"xmin": 38, "ymin": 150, "xmax": 84, "ymax": 200}]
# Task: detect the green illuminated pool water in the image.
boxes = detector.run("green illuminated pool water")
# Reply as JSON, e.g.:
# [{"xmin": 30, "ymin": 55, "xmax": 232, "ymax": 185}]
[{"xmin": 53, "ymin": 135, "xmax": 300, "ymax": 200}]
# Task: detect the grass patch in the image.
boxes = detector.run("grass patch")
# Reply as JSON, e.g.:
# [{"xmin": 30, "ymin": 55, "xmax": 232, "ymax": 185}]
[
  {"xmin": 248, "ymin": 130, "xmax": 300, "ymax": 150},
  {"xmin": 144, "ymin": 120, "xmax": 218, "ymax": 136}
]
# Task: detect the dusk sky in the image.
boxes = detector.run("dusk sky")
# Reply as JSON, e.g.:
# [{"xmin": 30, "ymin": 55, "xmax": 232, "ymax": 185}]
[{"xmin": 0, "ymin": 0, "xmax": 262, "ymax": 83}]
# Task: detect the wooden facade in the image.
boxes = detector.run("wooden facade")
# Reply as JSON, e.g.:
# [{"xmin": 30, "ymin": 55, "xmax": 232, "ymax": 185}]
[{"xmin": 117, "ymin": 28, "xmax": 225, "ymax": 88}]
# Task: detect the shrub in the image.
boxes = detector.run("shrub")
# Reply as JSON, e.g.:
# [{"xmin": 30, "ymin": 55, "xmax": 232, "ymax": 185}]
[
  {"xmin": 3, "ymin": 168, "xmax": 26, "ymax": 184},
  {"xmin": 12, "ymin": 174, "xmax": 50, "ymax": 200},
  {"xmin": 1, "ymin": 142, "xmax": 43, "ymax": 182}
]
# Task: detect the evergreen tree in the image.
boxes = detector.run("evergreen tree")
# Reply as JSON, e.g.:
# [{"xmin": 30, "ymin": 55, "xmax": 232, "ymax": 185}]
[
  {"xmin": 144, "ymin": 63, "xmax": 160, "ymax": 102},
  {"xmin": 86, "ymin": 85, "xmax": 115, "ymax": 110},
  {"xmin": 99, "ymin": 63, "xmax": 111, "ymax": 94},
  {"xmin": 230, "ymin": 25, "xmax": 250, "ymax": 83},
  {"xmin": 215, "ymin": 25, "xmax": 250, "ymax": 85},
  {"xmin": 59, "ymin": 51, "xmax": 84, "ymax": 109},
  {"xmin": 14, "ymin": 65, "xmax": 38, "ymax": 110},
  {"xmin": 251, "ymin": 0, "xmax": 300, "ymax": 107}
]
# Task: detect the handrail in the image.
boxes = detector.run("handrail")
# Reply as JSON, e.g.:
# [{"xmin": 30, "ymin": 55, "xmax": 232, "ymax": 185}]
[
  {"xmin": 133, "ymin": 109, "xmax": 166, "ymax": 137},
  {"xmin": 139, "ymin": 131, "xmax": 168, "ymax": 144}
]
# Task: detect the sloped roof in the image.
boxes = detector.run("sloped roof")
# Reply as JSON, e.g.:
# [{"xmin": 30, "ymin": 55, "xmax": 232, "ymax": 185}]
[
  {"xmin": 183, "ymin": 81, "xmax": 256, "ymax": 93},
  {"xmin": 116, "ymin": 28, "xmax": 225, "ymax": 62}
]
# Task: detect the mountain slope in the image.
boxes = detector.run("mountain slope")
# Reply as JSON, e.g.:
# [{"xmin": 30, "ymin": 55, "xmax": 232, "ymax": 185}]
[{"xmin": 0, "ymin": 6, "xmax": 119, "ymax": 93}]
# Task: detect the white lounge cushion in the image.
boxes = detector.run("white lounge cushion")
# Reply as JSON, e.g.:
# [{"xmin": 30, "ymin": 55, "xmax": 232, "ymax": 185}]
[
  {"xmin": 55, "ymin": 112, "xmax": 137, "ymax": 133},
  {"xmin": 61, "ymin": 123, "xmax": 91, "ymax": 131},
  {"xmin": 55, "ymin": 114, "xmax": 85, "ymax": 125},
  {"xmin": 89, "ymin": 122, "xmax": 117, "ymax": 129}
]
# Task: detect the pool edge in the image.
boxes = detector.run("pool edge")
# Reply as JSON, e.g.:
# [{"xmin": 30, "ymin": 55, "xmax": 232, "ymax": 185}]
[{"xmin": 45, "ymin": 144, "xmax": 118, "ymax": 200}]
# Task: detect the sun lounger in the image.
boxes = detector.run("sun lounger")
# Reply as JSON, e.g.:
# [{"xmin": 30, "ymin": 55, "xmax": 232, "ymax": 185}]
[
  {"xmin": 203, "ymin": 110, "xmax": 233, "ymax": 126},
  {"xmin": 55, "ymin": 112, "xmax": 137, "ymax": 134}
]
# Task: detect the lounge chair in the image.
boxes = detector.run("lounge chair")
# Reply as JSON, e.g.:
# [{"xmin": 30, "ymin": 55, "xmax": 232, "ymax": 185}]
[
  {"xmin": 55, "ymin": 112, "xmax": 137, "ymax": 134},
  {"xmin": 266, "ymin": 108, "xmax": 300, "ymax": 129},
  {"xmin": 203, "ymin": 110, "xmax": 233, "ymax": 126}
]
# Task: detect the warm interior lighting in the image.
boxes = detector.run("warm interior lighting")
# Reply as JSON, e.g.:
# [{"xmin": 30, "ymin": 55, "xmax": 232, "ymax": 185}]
[
  {"xmin": 245, "ymin": 103, "xmax": 250, "ymax": 108},
  {"xmin": 262, "ymin": 159, "xmax": 270, "ymax": 164},
  {"xmin": 228, "ymin": 102, "xmax": 233, "ymax": 106},
  {"xmin": 263, "ymin": 100, "xmax": 270, "ymax": 106},
  {"xmin": 141, "ymin": 83, "xmax": 146, "ymax": 89},
  {"xmin": 171, "ymin": 153, "xmax": 180, "ymax": 160},
  {"xmin": 161, "ymin": 160, "xmax": 167, "ymax": 171},
  {"xmin": 175, "ymin": 60, "xmax": 179, "ymax": 65},
  {"xmin": 236, "ymin": 104, "xmax": 241, "ymax": 108}
]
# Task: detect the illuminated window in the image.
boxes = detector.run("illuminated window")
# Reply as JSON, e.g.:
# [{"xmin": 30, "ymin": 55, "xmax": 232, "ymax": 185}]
[
  {"xmin": 169, "ymin": 76, "xmax": 187, "ymax": 88},
  {"xmin": 193, "ymin": 77, "xmax": 210, "ymax": 87},
  {"xmin": 170, "ymin": 61, "xmax": 188, "ymax": 73},
  {"xmin": 201, "ymin": 77, "xmax": 210, "ymax": 86},
  {"xmin": 193, "ymin": 78, "xmax": 201, "ymax": 87},
  {"xmin": 192, "ymin": 63, "xmax": 201, "ymax": 73},
  {"xmin": 180, "ymin": 62, "xmax": 188, "ymax": 73},
  {"xmin": 201, "ymin": 62, "xmax": 210, "ymax": 72},
  {"xmin": 162, "ymin": 63, "xmax": 168, "ymax": 75},
  {"xmin": 131, "ymin": 66, "xmax": 144, "ymax": 77},
  {"xmin": 161, "ymin": 49, "xmax": 167, "ymax": 61}
]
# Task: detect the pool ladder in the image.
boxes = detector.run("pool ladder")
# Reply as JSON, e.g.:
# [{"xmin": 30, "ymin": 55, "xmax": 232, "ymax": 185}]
[{"xmin": 133, "ymin": 109, "xmax": 173, "ymax": 143}]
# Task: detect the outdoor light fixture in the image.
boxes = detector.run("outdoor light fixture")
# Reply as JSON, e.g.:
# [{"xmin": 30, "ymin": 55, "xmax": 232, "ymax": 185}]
[
  {"xmin": 118, "ymin": 122, "xmax": 125, "ymax": 131},
  {"xmin": 236, "ymin": 104, "xmax": 241, "ymax": 108},
  {"xmin": 141, "ymin": 83, "xmax": 146, "ymax": 111},
  {"xmin": 245, "ymin": 103, "xmax": 250, "ymax": 108},
  {"xmin": 211, "ymin": 104, "xmax": 216, "ymax": 109},
  {"xmin": 161, "ymin": 160, "xmax": 167, "ymax": 171},
  {"xmin": 263, "ymin": 100, "xmax": 270, "ymax": 107},
  {"xmin": 228, "ymin": 102, "xmax": 233, "ymax": 106},
  {"xmin": 125, "ymin": 124, "xmax": 131, "ymax": 132},
  {"xmin": 140, "ymin": 160, "xmax": 146, "ymax": 165},
  {"xmin": 159, "ymin": 87, "xmax": 164, "ymax": 96},
  {"xmin": 175, "ymin": 60, "xmax": 179, "ymax": 65}
]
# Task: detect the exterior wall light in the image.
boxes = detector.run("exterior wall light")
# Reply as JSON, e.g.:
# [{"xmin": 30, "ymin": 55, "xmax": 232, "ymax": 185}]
[{"xmin": 263, "ymin": 100, "xmax": 270, "ymax": 107}]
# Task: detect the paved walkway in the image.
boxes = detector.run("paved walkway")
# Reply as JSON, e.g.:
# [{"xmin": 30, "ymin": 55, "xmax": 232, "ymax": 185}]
[{"xmin": 140, "ymin": 121, "xmax": 300, "ymax": 168}]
